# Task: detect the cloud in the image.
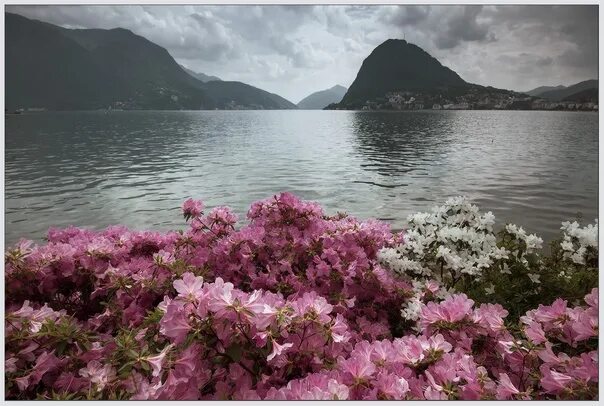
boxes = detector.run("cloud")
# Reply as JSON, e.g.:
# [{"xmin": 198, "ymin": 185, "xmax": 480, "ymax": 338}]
[
  {"xmin": 5, "ymin": 5, "xmax": 598, "ymax": 101},
  {"xmin": 433, "ymin": 6, "xmax": 495, "ymax": 49}
]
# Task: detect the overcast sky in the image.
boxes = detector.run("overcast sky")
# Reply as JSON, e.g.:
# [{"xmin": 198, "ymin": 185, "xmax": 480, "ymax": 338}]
[{"xmin": 7, "ymin": 5, "xmax": 598, "ymax": 103}]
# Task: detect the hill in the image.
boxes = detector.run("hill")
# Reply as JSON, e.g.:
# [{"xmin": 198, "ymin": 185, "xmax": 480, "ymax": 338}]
[
  {"xmin": 562, "ymin": 87, "xmax": 598, "ymax": 103},
  {"xmin": 6, "ymin": 13, "xmax": 296, "ymax": 110},
  {"xmin": 203, "ymin": 81, "xmax": 297, "ymax": 109},
  {"xmin": 335, "ymin": 39, "xmax": 470, "ymax": 108},
  {"xmin": 538, "ymin": 80, "xmax": 598, "ymax": 101},
  {"xmin": 523, "ymin": 85, "xmax": 566, "ymax": 97},
  {"xmin": 180, "ymin": 65, "xmax": 221, "ymax": 82},
  {"xmin": 297, "ymin": 85, "xmax": 347, "ymax": 109}
]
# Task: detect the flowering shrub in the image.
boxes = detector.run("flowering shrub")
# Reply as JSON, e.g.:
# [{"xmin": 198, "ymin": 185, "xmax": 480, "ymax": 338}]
[
  {"xmin": 4, "ymin": 193, "xmax": 598, "ymax": 400},
  {"xmin": 378, "ymin": 196, "xmax": 598, "ymax": 320}
]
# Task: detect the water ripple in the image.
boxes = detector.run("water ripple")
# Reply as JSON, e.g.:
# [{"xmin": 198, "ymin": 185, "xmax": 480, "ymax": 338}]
[{"xmin": 5, "ymin": 110, "xmax": 598, "ymax": 246}]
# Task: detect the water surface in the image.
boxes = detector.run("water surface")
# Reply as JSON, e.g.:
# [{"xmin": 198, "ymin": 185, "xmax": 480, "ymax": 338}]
[{"xmin": 5, "ymin": 110, "xmax": 598, "ymax": 246}]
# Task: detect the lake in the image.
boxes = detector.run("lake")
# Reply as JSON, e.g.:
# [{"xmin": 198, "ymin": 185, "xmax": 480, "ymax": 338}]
[{"xmin": 4, "ymin": 110, "xmax": 598, "ymax": 247}]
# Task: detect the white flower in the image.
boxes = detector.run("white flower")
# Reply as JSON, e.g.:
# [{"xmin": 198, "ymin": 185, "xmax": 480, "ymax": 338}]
[
  {"xmin": 527, "ymin": 273, "xmax": 541, "ymax": 284},
  {"xmin": 500, "ymin": 263, "xmax": 511, "ymax": 274},
  {"xmin": 492, "ymin": 247, "xmax": 509, "ymax": 260},
  {"xmin": 560, "ymin": 240, "xmax": 574, "ymax": 252},
  {"xmin": 485, "ymin": 284, "xmax": 495, "ymax": 295},
  {"xmin": 401, "ymin": 298, "xmax": 423, "ymax": 321}
]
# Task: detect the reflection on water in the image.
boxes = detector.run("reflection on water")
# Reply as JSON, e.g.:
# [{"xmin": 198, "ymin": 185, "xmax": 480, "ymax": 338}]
[{"xmin": 5, "ymin": 110, "xmax": 598, "ymax": 246}]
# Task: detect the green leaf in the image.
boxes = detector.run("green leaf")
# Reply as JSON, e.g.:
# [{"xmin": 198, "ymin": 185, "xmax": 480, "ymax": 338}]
[{"xmin": 225, "ymin": 343, "xmax": 243, "ymax": 362}]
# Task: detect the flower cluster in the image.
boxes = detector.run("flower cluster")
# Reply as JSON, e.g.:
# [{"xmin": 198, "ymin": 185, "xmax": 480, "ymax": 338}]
[
  {"xmin": 560, "ymin": 220, "xmax": 598, "ymax": 266},
  {"xmin": 4, "ymin": 194, "xmax": 598, "ymax": 400},
  {"xmin": 378, "ymin": 196, "xmax": 516, "ymax": 287}
]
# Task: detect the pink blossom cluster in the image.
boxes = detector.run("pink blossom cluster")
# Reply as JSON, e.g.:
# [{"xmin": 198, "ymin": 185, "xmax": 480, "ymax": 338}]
[{"xmin": 4, "ymin": 193, "xmax": 598, "ymax": 400}]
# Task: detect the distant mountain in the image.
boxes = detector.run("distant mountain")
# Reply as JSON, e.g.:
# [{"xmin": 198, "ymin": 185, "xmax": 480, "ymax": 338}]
[
  {"xmin": 523, "ymin": 85, "xmax": 566, "ymax": 97},
  {"xmin": 203, "ymin": 81, "xmax": 297, "ymax": 109},
  {"xmin": 335, "ymin": 39, "xmax": 471, "ymax": 108},
  {"xmin": 6, "ymin": 13, "xmax": 296, "ymax": 110},
  {"xmin": 562, "ymin": 87, "xmax": 598, "ymax": 103},
  {"xmin": 537, "ymin": 80, "xmax": 598, "ymax": 101},
  {"xmin": 297, "ymin": 85, "xmax": 347, "ymax": 109},
  {"xmin": 180, "ymin": 65, "xmax": 221, "ymax": 82}
]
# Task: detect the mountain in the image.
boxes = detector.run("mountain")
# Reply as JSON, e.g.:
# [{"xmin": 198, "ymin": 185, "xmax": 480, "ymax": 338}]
[
  {"xmin": 203, "ymin": 81, "xmax": 297, "ymax": 109},
  {"xmin": 180, "ymin": 65, "xmax": 221, "ymax": 82},
  {"xmin": 523, "ymin": 85, "xmax": 566, "ymax": 97},
  {"xmin": 297, "ymin": 85, "xmax": 347, "ymax": 109},
  {"xmin": 6, "ymin": 12, "xmax": 210, "ymax": 110},
  {"xmin": 336, "ymin": 39, "xmax": 470, "ymax": 108},
  {"xmin": 537, "ymin": 80, "xmax": 598, "ymax": 101},
  {"xmin": 6, "ymin": 13, "xmax": 296, "ymax": 110},
  {"xmin": 562, "ymin": 87, "xmax": 598, "ymax": 103}
]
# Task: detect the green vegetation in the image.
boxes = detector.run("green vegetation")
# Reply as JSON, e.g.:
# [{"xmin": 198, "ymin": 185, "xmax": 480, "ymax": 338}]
[{"xmin": 6, "ymin": 12, "xmax": 297, "ymax": 110}]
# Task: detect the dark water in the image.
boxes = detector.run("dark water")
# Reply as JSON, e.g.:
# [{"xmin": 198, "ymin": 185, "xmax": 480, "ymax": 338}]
[{"xmin": 5, "ymin": 110, "xmax": 598, "ymax": 247}]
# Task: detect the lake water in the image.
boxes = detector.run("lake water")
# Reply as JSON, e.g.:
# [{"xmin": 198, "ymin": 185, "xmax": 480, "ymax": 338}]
[{"xmin": 5, "ymin": 110, "xmax": 598, "ymax": 247}]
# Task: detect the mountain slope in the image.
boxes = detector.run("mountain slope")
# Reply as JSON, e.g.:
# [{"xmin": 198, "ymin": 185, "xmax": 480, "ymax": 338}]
[
  {"xmin": 524, "ymin": 85, "xmax": 566, "ymax": 97},
  {"xmin": 337, "ymin": 39, "xmax": 469, "ymax": 108},
  {"xmin": 6, "ymin": 13, "xmax": 124, "ymax": 110},
  {"xmin": 538, "ymin": 80, "xmax": 598, "ymax": 101},
  {"xmin": 297, "ymin": 85, "xmax": 347, "ymax": 109},
  {"xmin": 6, "ymin": 12, "xmax": 210, "ymax": 110},
  {"xmin": 6, "ymin": 12, "xmax": 296, "ymax": 110},
  {"xmin": 202, "ymin": 81, "xmax": 297, "ymax": 109},
  {"xmin": 562, "ymin": 88, "xmax": 598, "ymax": 103},
  {"xmin": 180, "ymin": 65, "xmax": 221, "ymax": 82}
]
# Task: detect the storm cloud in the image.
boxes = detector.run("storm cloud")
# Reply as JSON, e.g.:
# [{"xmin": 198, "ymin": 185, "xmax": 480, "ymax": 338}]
[{"xmin": 6, "ymin": 5, "xmax": 598, "ymax": 102}]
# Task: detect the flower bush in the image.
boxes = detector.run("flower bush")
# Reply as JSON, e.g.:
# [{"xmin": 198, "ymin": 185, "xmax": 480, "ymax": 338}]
[
  {"xmin": 378, "ymin": 196, "xmax": 598, "ymax": 320},
  {"xmin": 4, "ymin": 193, "xmax": 598, "ymax": 400}
]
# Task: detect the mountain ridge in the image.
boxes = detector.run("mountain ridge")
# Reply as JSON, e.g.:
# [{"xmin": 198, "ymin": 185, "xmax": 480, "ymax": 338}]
[
  {"xmin": 180, "ymin": 65, "xmax": 221, "ymax": 83},
  {"xmin": 336, "ymin": 39, "xmax": 470, "ymax": 108},
  {"xmin": 297, "ymin": 85, "xmax": 347, "ymax": 109},
  {"xmin": 5, "ymin": 12, "xmax": 296, "ymax": 110},
  {"xmin": 537, "ymin": 80, "xmax": 598, "ymax": 101}
]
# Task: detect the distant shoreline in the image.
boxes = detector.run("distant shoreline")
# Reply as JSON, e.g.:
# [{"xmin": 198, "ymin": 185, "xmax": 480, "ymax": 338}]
[{"xmin": 5, "ymin": 108, "xmax": 598, "ymax": 113}]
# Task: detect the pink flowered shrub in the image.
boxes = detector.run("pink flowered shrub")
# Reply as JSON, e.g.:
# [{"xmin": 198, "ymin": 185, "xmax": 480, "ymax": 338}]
[{"xmin": 4, "ymin": 193, "xmax": 598, "ymax": 400}]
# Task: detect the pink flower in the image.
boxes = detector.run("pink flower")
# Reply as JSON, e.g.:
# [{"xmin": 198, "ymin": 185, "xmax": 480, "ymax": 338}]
[
  {"xmin": 15, "ymin": 375, "xmax": 30, "ymax": 391},
  {"xmin": 173, "ymin": 272, "xmax": 204, "ymax": 302},
  {"xmin": 571, "ymin": 310, "xmax": 598, "ymax": 341},
  {"xmin": 473, "ymin": 303, "xmax": 508, "ymax": 333},
  {"xmin": 540, "ymin": 367, "xmax": 573, "ymax": 394},
  {"xmin": 159, "ymin": 302, "xmax": 192, "ymax": 344},
  {"xmin": 393, "ymin": 336, "xmax": 426, "ymax": 365},
  {"xmin": 144, "ymin": 344, "xmax": 174, "ymax": 377},
  {"xmin": 340, "ymin": 355, "xmax": 376, "ymax": 382},
  {"xmin": 79, "ymin": 360, "xmax": 116, "ymax": 392},
  {"xmin": 182, "ymin": 198, "xmax": 203, "ymax": 220},
  {"xmin": 538, "ymin": 341, "xmax": 563, "ymax": 364},
  {"xmin": 584, "ymin": 288, "xmax": 598, "ymax": 309},
  {"xmin": 330, "ymin": 314, "xmax": 350, "ymax": 343},
  {"xmin": 292, "ymin": 291, "xmax": 334, "ymax": 323},
  {"xmin": 374, "ymin": 372, "xmax": 410, "ymax": 399},
  {"xmin": 5, "ymin": 357, "xmax": 18, "ymax": 373},
  {"xmin": 496, "ymin": 373, "xmax": 520, "ymax": 400},
  {"xmin": 533, "ymin": 299, "xmax": 568, "ymax": 325},
  {"xmin": 420, "ymin": 294, "xmax": 475, "ymax": 330},
  {"xmin": 327, "ymin": 379, "xmax": 350, "ymax": 400},
  {"xmin": 523, "ymin": 320, "xmax": 547, "ymax": 344},
  {"xmin": 267, "ymin": 340, "xmax": 293, "ymax": 361}
]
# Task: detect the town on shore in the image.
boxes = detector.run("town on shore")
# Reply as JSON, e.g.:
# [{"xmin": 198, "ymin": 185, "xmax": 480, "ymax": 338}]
[{"xmin": 342, "ymin": 90, "xmax": 599, "ymax": 112}]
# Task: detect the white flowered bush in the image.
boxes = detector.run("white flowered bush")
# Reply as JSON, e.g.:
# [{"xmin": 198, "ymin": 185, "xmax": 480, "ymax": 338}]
[
  {"xmin": 378, "ymin": 197, "xmax": 598, "ymax": 320},
  {"xmin": 377, "ymin": 196, "xmax": 543, "ymax": 289},
  {"xmin": 560, "ymin": 220, "xmax": 598, "ymax": 266}
]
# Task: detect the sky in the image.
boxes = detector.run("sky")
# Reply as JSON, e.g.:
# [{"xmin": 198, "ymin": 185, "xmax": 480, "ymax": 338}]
[{"xmin": 6, "ymin": 5, "xmax": 599, "ymax": 103}]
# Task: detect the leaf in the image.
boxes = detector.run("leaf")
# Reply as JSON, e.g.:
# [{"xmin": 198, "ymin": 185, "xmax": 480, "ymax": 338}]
[{"xmin": 225, "ymin": 344, "xmax": 243, "ymax": 362}]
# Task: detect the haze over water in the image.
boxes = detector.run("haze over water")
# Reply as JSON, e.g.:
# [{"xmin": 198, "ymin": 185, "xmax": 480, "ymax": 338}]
[{"xmin": 5, "ymin": 110, "xmax": 598, "ymax": 246}]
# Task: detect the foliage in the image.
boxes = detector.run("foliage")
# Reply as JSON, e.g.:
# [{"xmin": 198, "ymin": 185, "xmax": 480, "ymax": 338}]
[
  {"xmin": 378, "ymin": 196, "xmax": 598, "ymax": 320},
  {"xmin": 4, "ymin": 193, "xmax": 598, "ymax": 400}
]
